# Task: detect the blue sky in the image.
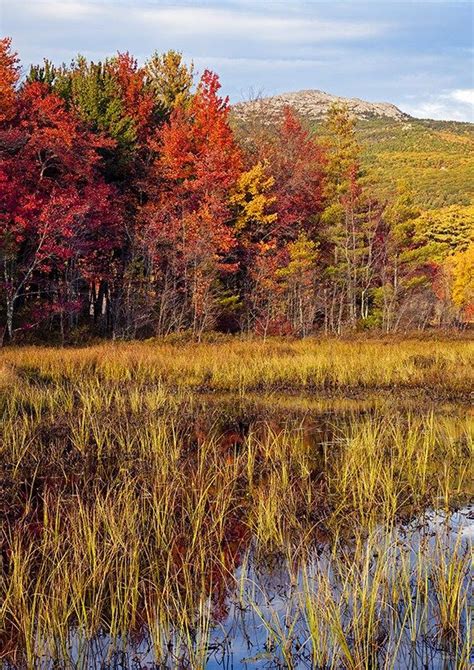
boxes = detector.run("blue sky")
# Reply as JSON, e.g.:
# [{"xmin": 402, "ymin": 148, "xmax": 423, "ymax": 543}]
[{"xmin": 2, "ymin": 0, "xmax": 473, "ymax": 121}]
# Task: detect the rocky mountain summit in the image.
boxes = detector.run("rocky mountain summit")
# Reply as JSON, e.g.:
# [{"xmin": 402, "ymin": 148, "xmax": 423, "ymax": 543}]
[{"xmin": 232, "ymin": 89, "xmax": 411, "ymax": 122}]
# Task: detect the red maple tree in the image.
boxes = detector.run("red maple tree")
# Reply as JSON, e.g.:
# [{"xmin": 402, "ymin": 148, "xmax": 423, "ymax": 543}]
[
  {"xmin": 0, "ymin": 61, "xmax": 121, "ymax": 340},
  {"xmin": 142, "ymin": 70, "xmax": 242, "ymax": 335}
]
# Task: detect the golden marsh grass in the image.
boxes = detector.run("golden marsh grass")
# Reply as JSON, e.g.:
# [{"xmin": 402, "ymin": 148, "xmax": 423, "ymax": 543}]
[{"xmin": 1, "ymin": 336, "xmax": 473, "ymax": 398}]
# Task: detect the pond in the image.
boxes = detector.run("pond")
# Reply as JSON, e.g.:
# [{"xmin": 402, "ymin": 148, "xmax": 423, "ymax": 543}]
[{"xmin": 1, "ymin": 392, "xmax": 472, "ymax": 669}]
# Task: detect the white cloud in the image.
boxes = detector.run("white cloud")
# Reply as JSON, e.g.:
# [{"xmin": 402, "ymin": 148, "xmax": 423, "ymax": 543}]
[
  {"xmin": 137, "ymin": 6, "xmax": 387, "ymax": 43},
  {"xmin": 403, "ymin": 89, "xmax": 474, "ymax": 122},
  {"xmin": 450, "ymin": 88, "xmax": 474, "ymax": 105},
  {"xmin": 192, "ymin": 55, "xmax": 327, "ymax": 69},
  {"xmin": 21, "ymin": 0, "xmax": 102, "ymax": 19}
]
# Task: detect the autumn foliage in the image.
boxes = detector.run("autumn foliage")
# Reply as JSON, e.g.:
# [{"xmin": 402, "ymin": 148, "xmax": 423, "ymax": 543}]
[{"xmin": 0, "ymin": 39, "xmax": 472, "ymax": 342}]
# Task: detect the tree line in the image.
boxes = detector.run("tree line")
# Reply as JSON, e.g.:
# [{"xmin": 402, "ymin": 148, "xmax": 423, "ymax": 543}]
[{"xmin": 1, "ymin": 38, "xmax": 472, "ymax": 343}]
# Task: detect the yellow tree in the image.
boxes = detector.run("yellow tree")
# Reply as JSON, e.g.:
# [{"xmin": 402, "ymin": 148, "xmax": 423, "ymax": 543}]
[
  {"xmin": 412, "ymin": 203, "xmax": 474, "ymax": 326},
  {"xmin": 229, "ymin": 162, "xmax": 278, "ymax": 331},
  {"xmin": 448, "ymin": 243, "xmax": 474, "ymax": 322},
  {"xmin": 276, "ymin": 233, "xmax": 319, "ymax": 336},
  {"xmin": 230, "ymin": 161, "xmax": 277, "ymax": 232}
]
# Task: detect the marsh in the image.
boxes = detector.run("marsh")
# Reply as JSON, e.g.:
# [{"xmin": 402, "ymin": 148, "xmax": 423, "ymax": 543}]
[{"xmin": 0, "ymin": 340, "xmax": 472, "ymax": 668}]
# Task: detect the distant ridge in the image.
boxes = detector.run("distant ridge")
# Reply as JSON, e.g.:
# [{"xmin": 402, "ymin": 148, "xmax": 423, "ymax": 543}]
[{"xmin": 232, "ymin": 89, "xmax": 411, "ymax": 122}]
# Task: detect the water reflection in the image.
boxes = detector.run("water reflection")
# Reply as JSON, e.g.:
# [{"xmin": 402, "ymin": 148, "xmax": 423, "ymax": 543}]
[{"xmin": 10, "ymin": 507, "xmax": 469, "ymax": 669}]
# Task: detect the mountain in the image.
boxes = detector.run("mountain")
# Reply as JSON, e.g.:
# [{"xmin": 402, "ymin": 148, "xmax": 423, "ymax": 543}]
[
  {"xmin": 232, "ymin": 91, "xmax": 474, "ymax": 210},
  {"xmin": 232, "ymin": 89, "xmax": 411, "ymax": 122}
]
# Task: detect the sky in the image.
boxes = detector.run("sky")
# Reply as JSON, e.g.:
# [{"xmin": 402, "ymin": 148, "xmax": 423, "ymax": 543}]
[{"xmin": 2, "ymin": 0, "xmax": 473, "ymax": 122}]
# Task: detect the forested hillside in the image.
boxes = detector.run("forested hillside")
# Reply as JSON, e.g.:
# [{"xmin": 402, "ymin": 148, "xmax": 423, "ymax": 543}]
[
  {"xmin": 354, "ymin": 117, "xmax": 474, "ymax": 208},
  {"xmin": 1, "ymin": 38, "xmax": 473, "ymax": 344}
]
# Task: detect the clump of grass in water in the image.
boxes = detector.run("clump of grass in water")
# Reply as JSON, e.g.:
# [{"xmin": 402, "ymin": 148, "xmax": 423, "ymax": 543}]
[{"xmin": 239, "ymin": 523, "xmax": 471, "ymax": 669}]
